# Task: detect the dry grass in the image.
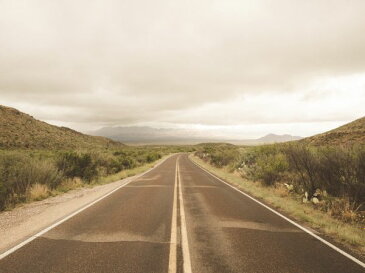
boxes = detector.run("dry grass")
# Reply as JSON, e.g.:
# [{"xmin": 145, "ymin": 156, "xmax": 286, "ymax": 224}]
[
  {"xmin": 190, "ymin": 154, "xmax": 365, "ymax": 256},
  {"xmin": 27, "ymin": 184, "xmax": 50, "ymax": 201},
  {"xmin": 57, "ymin": 178, "xmax": 84, "ymax": 193}
]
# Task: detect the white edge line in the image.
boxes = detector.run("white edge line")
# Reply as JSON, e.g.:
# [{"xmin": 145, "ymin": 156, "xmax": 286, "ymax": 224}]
[
  {"xmin": 189, "ymin": 156, "xmax": 365, "ymax": 269},
  {"xmin": 0, "ymin": 155, "xmax": 173, "ymax": 261},
  {"xmin": 168, "ymin": 159, "xmax": 178, "ymax": 273},
  {"xmin": 178, "ymin": 158, "xmax": 193, "ymax": 273}
]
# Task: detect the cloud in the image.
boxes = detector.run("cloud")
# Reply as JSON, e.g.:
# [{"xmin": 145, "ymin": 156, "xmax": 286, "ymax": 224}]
[{"xmin": 0, "ymin": 0, "xmax": 364, "ymax": 136}]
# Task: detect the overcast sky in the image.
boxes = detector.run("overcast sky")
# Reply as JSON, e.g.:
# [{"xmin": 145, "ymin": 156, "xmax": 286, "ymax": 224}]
[{"xmin": 1, "ymin": 0, "xmax": 364, "ymax": 138}]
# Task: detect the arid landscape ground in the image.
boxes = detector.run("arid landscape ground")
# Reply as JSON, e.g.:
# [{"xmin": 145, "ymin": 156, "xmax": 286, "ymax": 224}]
[{"xmin": 0, "ymin": 105, "xmax": 364, "ymax": 272}]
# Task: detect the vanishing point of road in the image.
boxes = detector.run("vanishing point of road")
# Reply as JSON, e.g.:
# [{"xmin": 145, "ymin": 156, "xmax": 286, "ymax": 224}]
[{"xmin": 0, "ymin": 154, "xmax": 364, "ymax": 273}]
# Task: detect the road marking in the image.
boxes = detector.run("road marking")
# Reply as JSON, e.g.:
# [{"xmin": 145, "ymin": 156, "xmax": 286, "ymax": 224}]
[
  {"xmin": 0, "ymin": 155, "xmax": 172, "ymax": 261},
  {"xmin": 168, "ymin": 159, "xmax": 178, "ymax": 273},
  {"xmin": 178, "ymin": 160, "xmax": 193, "ymax": 273},
  {"xmin": 190, "ymin": 157, "xmax": 365, "ymax": 269}
]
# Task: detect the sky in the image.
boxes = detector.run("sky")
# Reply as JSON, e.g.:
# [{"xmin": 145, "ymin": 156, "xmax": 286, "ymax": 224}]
[{"xmin": 1, "ymin": 0, "xmax": 364, "ymax": 139}]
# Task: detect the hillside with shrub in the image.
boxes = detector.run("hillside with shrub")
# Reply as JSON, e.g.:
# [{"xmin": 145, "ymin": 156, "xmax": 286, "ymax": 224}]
[
  {"xmin": 302, "ymin": 116, "xmax": 365, "ymax": 146},
  {"xmin": 0, "ymin": 105, "xmax": 123, "ymax": 150}
]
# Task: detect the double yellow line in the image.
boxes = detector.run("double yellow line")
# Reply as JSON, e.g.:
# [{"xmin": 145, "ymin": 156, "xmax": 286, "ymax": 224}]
[{"xmin": 168, "ymin": 156, "xmax": 192, "ymax": 273}]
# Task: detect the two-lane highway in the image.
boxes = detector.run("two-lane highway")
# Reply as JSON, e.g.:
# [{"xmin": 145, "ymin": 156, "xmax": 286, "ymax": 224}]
[{"xmin": 0, "ymin": 154, "xmax": 364, "ymax": 273}]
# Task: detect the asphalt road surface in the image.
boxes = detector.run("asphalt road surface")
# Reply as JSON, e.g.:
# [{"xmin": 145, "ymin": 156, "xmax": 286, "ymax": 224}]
[{"xmin": 0, "ymin": 154, "xmax": 364, "ymax": 273}]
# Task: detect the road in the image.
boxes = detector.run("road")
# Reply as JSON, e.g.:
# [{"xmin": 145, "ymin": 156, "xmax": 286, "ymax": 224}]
[{"xmin": 0, "ymin": 154, "xmax": 364, "ymax": 273}]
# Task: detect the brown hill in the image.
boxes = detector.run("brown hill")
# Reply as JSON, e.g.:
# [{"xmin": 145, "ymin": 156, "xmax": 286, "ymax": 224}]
[
  {"xmin": 0, "ymin": 105, "xmax": 124, "ymax": 150},
  {"xmin": 303, "ymin": 116, "xmax": 365, "ymax": 146}
]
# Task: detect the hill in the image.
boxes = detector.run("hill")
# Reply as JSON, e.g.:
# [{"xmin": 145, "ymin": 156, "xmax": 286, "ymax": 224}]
[
  {"xmin": 0, "ymin": 105, "xmax": 124, "ymax": 150},
  {"xmin": 303, "ymin": 116, "xmax": 365, "ymax": 145}
]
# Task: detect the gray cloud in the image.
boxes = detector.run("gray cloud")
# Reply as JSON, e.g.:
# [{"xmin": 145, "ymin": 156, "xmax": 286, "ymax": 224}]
[{"xmin": 0, "ymin": 0, "xmax": 364, "ymax": 136}]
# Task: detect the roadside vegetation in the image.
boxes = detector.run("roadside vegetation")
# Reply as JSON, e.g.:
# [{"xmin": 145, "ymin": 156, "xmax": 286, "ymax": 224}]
[
  {"xmin": 0, "ymin": 145, "xmax": 192, "ymax": 210},
  {"xmin": 193, "ymin": 143, "xmax": 365, "ymax": 253},
  {"xmin": 0, "ymin": 104, "xmax": 195, "ymax": 210}
]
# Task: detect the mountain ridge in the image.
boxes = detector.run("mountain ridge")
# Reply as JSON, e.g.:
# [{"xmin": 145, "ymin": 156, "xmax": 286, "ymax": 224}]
[
  {"xmin": 258, "ymin": 133, "xmax": 303, "ymax": 142},
  {"xmin": 302, "ymin": 116, "xmax": 365, "ymax": 145},
  {"xmin": 90, "ymin": 126, "xmax": 302, "ymax": 145},
  {"xmin": 0, "ymin": 105, "xmax": 124, "ymax": 150}
]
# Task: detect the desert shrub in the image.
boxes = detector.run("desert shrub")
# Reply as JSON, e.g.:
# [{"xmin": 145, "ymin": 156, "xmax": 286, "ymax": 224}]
[
  {"xmin": 233, "ymin": 148, "xmax": 259, "ymax": 179},
  {"xmin": 113, "ymin": 150, "xmax": 161, "ymax": 168},
  {"xmin": 235, "ymin": 145, "xmax": 288, "ymax": 185},
  {"xmin": 56, "ymin": 152, "xmax": 99, "ymax": 182},
  {"xmin": 284, "ymin": 144, "xmax": 365, "ymax": 205},
  {"xmin": 55, "ymin": 149, "xmax": 164, "ymax": 183},
  {"xmin": 255, "ymin": 152, "xmax": 289, "ymax": 186},
  {"xmin": 284, "ymin": 144, "xmax": 320, "ymax": 195},
  {"xmin": 94, "ymin": 153, "xmax": 118, "ymax": 175},
  {"xmin": 108, "ymin": 155, "xmax": 136, "ymax": 172},
  {"xmin": 120, "ymin": 156, "xmax": 137, "ymax": 169},
  {"xmin": 0, "ymin": 153, "xmax": 63, "ymax": 209},
  {"xmin": 195, "ymin": 143, "xmax": 239, "ymax": 168},
  {"xmin": 146, "ymin": 152, "xmax": 161, "ymax": 163}
]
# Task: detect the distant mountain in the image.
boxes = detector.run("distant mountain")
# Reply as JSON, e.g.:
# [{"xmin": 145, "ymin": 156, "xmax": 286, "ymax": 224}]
[
  {"xmin": 89, "ymin": 126, "xmax": 215, "ymax": 144},
  {"xmin": 0, "ymin": 105, "xmax": 124, "ymax": 150},
  {"xmin": 257, "ymin": 134, "xmax": 303, "ymax": 143},
  {"xmin": 302, "ymin": 116, "xmax": 365, "ymax": 146},
  {"xmin": 91, "ymin": 126, "xmax": 302, "ymax": 145}
]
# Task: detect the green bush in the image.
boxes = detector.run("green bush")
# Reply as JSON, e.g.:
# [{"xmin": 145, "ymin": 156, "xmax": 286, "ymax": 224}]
[
  {"xmin": 284, "ymin": 144, "xmax": 320, "ymax": 195},
  {"xmin": 56, "ymin": 152, "xmax": 99, "ymax": 182},
  {"xmin": 0, "ymin": 145, "xmax": 191, "ymax": 210},
  {"xmin": 0, "ymin": 153, "xmax": 63, "ymax": 209},
  {"xmin": 196, "ymin": 143, "xmax": 365, "ymax": 206},
  {"xmin": 146, "ymin": 152, "xmax": 161, "ymax": 163},
  {"xmin": 255, "ymin": 153, "xmax": 289, "ymax": 186},
  {"xmin": 283, "ymin": 144, "xmax": 365, "ymax": 205},
  {"xmin": 118, "ymin": 156, "xmax": 137, "ymax": 169},
  {"xmin": 195, "ymin": 143, "xmax": 239, "ymax": 168}
]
